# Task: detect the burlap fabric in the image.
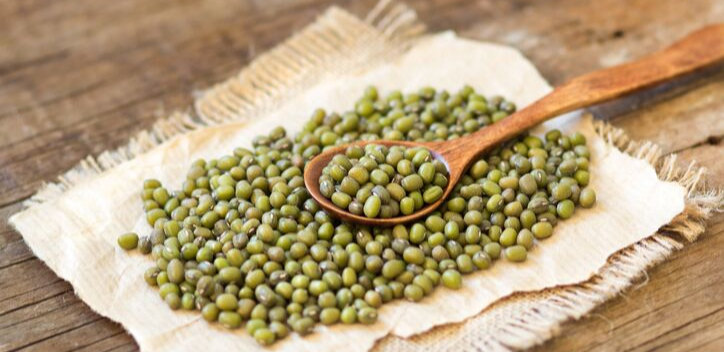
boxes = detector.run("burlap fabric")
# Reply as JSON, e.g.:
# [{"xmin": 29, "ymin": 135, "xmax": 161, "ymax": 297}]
[{"xmin": 10, "ymin": 2, "xmax": 722, "ymax": 351}]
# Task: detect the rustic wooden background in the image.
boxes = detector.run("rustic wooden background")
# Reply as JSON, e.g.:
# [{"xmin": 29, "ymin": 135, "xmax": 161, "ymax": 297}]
[{"xmin": 1, "ymin": 0, "xmax": 722, "ymax": 351}]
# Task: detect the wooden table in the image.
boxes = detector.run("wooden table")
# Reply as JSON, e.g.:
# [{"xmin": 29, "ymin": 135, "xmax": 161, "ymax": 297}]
[{"xmin": 1, "ymin": 0, "xmax": 722, "ymax": 351}]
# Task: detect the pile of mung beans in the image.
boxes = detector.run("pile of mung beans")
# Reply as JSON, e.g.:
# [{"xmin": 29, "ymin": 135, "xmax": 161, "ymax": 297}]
[
  {"xmin": 117, "ymin": 86, "xmax": 596, "ymax": 345},
  {"xmin": 319, "ymin": 145, "xmax": 449, "ymax": 217}
]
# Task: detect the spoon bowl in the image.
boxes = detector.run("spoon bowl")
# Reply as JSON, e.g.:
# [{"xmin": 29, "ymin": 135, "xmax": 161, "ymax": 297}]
[
  {"xmin": 304, "ymin": 139, "xmax": 455, "ymax": 226},
  {"xmin": 304, "ymin": 24, "xmax": 724, "ymax": 226}
]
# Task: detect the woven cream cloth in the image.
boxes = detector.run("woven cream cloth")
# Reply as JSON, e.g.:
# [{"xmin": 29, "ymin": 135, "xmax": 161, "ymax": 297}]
[{"xmin": 10, "ymin": 3, "xmax": 720, "ymax": 352}]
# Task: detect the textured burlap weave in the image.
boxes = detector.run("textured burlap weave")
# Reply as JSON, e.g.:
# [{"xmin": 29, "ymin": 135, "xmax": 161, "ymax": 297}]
[{"xmin": 10, "ymin": 2, "xmax": 722, "ymax": 352}]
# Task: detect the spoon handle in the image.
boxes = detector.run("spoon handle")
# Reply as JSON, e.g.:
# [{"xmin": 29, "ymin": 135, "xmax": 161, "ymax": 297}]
[{"xmin": 438, "ymin": 24, "xmax": 724, "ymax": 172}]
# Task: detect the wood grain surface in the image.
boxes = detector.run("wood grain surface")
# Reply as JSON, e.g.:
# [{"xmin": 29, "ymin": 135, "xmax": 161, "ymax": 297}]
[{"xmin": 0, "ymin": 0, "xmax": 722, "ymax": 351}]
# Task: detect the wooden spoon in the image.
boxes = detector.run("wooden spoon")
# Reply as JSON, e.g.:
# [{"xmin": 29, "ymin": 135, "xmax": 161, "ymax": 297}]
[{"xmin": 304, "ymin": 24, "xmax": 724, "ymax": 226}]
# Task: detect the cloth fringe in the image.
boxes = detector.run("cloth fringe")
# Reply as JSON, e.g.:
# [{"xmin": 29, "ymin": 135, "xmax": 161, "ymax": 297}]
[{"xmin": 17, "ymin": 2, "xmax": 723, "ymax": 351}]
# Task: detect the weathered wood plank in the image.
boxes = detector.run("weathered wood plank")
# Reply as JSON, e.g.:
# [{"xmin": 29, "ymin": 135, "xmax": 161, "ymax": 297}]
[
  {"xmin": 0, "ymin": 279, "xmax": 69, "ymax": 317},
  {"xmin": 610, "ymin": 78, "xmax": 724, "ymax": 155},
  {"xmin": 0, "ymin": 204, "xmax": 24, "ymax": 247},
  {"xmin": 456, "ymin": 0, "xmax": 724, "ymax": 84},
  {"xmin": 0, "ymin": 204, "xmax": 35, "ymax": 270},
  {"xmin": 3, "ymin": 0, "xmax": 723, "ymax": 207},
  {"xmin": 688, "ymin": 335, "xmax": 724, "ymax": 352},
  {"xmin": 0, "ymin": 0, "xmax": 722, "ymax": 351},
  {"xmin": 0, "ymin": 240, "xmax": 33, "ymax": 270},
  {"xmin": 678, "ymin": 144, "xmax": 724, "ymax": 186},
  {"xmin": 0, "ymin": 259, "xmax": 65, "ymax": 301},
  {"xmin": 0, "ymin": 0, "xmax": 374, "ymax": 206},
  {"xmin": 633, "ymin": 307, "xmax": 724, "ymax": 352},
  {"xmin": 17, "ymin": 318, "xmax": 127, "ymax": 352},
  {"xmin": 70, "ymin": 333, "xmax": 137, "ymax": 352},
  {"xmin": 532, "ymin": 213, "xmax": 724, "ymax": 352},
  {"xmin": 0, "ymin": 292, "xmax": 102, "ymax": 351}
]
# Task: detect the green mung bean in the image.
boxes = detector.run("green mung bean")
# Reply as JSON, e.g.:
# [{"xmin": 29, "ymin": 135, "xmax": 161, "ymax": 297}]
[
  {"xmin": 120, "ymin": 86, "xmax": 596, "ymax": 346},
  {"xmin": 320, "ymin": 144, "xmax": 449, "ymax": 218},
  {"xmin": 117, "ymin": 233, "xmax": 139, "ymax": 250},
  {"xmin": 441, "ymin": 269, "xmax": 462, "ymax": 289}
]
